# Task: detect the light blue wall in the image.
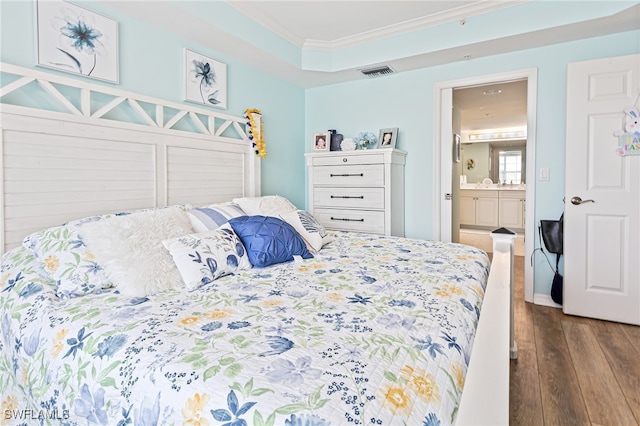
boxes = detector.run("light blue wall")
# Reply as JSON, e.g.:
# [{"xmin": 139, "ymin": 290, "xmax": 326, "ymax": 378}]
[
  {"xmin": 306, "ymin": 30, "xmax": 640, "ymax": 296},
  {"xmin": 0, "ymin": 0, "xmax": 306, "ymax": 208}
]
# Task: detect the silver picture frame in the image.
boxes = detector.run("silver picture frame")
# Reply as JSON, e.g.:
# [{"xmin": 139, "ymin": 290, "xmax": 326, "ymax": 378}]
[{"xmin": 378, "ymin": 127, "xmax": 398, "ymax": 149}]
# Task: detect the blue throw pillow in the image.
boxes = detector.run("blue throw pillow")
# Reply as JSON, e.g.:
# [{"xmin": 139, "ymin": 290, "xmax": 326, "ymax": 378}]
[{"xmin": 228, "ymin": 216, "xmax": 313, "ymax": 268}]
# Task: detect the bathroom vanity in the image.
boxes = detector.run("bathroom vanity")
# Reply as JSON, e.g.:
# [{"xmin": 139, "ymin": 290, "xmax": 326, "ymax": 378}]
[{"xmin": 460, "ymin": 186, "xmax": 526, "ymax": 231}]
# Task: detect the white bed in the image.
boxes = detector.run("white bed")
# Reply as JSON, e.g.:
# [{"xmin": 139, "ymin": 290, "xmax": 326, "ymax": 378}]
[{"xmin": 0, "ymin": 63, "xmax": 513, "ymax": 425}]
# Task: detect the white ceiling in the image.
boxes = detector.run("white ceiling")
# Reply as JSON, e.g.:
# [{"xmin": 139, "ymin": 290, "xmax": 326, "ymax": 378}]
[
  {"xmin": 226, "ymin": 1, "xmax": 534, "ymax": 130},
  {"xmin": 228, "ymin": 0, "xmax": 485, "ymax": 48},
  {"xmin": 105, "ymin": 1, "xmax": 638, "ymax": 130},
  {"xmin": 454, "ymin": 79, "xmax": 528, "ymax": 131},
  {"xmin": 224, "ymin": 1, "xmax": 634, "ymax": 131},
  {"xmin": 108, "ymin": 1, "xmax": 640, "ymax": 88}
]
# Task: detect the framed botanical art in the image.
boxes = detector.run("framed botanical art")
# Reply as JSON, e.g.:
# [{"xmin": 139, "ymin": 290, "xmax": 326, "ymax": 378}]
[
  {"xmin": 35, "ymin": 0, "xmax": 119, "ymax": 83},
  {"xmin": 312, "ymin": 132, "xmax": 330, "ymax": 151},
  {"xmin": 184, "ymin": 49, "xmax": 227, "ymax": 109},
  {"xmin": 378, "ymin": 127, "xmax": 398, "ymax": 149}
]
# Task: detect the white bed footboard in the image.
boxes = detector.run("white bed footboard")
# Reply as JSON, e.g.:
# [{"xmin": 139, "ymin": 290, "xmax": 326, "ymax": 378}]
[
  {"xmin": 456, "ymin": 229, "xmax": 516, "ymax": 425},
  {"xmin": 0, "ymin": 63, "xmax": 260, "ymax": 253}
]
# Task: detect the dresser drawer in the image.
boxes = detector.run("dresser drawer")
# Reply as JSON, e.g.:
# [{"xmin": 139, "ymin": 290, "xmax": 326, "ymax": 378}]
[
  {"xmin": 460, "ymin": 189, "xmax": 498, "ymax": 199},
  {"xmin": 498, "ymin": 190, "xmax": 526, "ymax": 199},
  {"xmin": 313, "ymin": 164, "xmax": 384, "ymax": 186},
  {"xmin": 313, "ymin": 187, "xmax": 384, "ymax": 209},
  {"xmin": 311, "ymin": 153, "xmax": 384, "ymax": 166},
  {"xmin": 314, "ymin": 209, "xmax": 385, "ymax": 234}
]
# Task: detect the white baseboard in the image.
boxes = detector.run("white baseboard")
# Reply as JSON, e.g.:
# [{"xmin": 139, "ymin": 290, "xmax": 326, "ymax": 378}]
[{"xmin": 533, "ymin": 293, "xmax": 562, "ymax": 308}]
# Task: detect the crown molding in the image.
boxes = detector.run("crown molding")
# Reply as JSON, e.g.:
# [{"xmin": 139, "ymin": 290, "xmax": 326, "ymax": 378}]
[
  {"xmin": 300, "ymin": 0, "xmax": 531, "ymax": 51},
  {"xmin": 228, "ymin": 1, "xmax": 306, "ymax": 47}
]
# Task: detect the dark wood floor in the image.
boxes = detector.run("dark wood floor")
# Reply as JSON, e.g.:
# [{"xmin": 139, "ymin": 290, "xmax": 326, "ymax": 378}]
[{"xmin": 510, "ymin": 256, "xmax": 640, "ymax": 425}]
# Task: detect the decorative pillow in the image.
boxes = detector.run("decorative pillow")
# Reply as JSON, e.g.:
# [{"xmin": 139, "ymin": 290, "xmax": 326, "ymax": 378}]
[
  {"xmin": 162, "ymin": 223, "xmax": 252, "ymax": 290},
  {"xmin": 228, "ymin": 215, "xmax": 313, "ymax": 268},
  {"xmin": 280, "ymin": 210, "xmax": 333, "ymax": 253},
  {"xmin": 188, "ymin": 203, "xmax": 245, "ymax": 233},
  {"xmin": 232, "ymin": 195, "xmax": 297, "ymax": 217},
  {"xmin": 80, "ymin": 207, "xmax": 194, "ymax": 297},
  {"xmin": 22, "ymin": 215, "xmax": 113, "ymax": 298}
]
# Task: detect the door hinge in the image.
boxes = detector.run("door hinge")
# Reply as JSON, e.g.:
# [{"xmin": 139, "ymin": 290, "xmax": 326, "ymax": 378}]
[{"xmin": 445, "ymin": 193, "xmax": 452, "ymax": 200}]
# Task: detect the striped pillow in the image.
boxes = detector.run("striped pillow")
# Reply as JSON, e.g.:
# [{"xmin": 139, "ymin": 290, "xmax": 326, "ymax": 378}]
[{"xmin": 188, "ymin": 203, "xmax": 246, "ymax": 232}]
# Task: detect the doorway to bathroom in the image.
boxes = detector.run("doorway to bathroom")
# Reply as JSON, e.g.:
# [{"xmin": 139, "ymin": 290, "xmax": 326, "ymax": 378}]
[
  {"xmin": 454, "ymin": 80, "xmax": 527, "ymax": 257},
  {"xmin": 433, "ymin": 68, "xmax": 537, "ymax": 302}
]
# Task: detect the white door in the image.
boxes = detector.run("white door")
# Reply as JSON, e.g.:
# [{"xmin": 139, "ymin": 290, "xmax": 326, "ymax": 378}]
[
  {"xmin": 564, "ymin": 54, "xmax": 640, "ymax": 325},
  {"xmin": 439, "ymin": 87, "xmax": 454, "ymax": 242}
]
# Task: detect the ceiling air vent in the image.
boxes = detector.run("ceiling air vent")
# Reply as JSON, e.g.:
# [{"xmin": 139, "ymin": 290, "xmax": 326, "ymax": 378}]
[{"xmin": 360, "ymin": 65, "xmax": 395, "ymax": 78}]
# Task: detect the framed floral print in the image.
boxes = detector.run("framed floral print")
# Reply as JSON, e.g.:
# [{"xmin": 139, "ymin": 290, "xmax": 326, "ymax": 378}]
[
  {"xmin": 184, "ymin": 49, "xmax": 228, "ymax": 110},
  {"xmin": 35, "ymin": 0, "xmax": 119, "ymax": 83}
]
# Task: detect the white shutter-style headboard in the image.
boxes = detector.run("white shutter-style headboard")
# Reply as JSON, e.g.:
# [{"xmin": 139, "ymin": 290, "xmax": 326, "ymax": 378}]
[{"xmin": 0, "ymin": 63, "xmax": 260, "ymax": 252}]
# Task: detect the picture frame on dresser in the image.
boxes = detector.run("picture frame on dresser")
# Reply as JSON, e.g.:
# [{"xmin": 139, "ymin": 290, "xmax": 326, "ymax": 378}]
[
  {"xmin": 378, "ymin": 127, "xmax": 398, "ymax": 148},
  {"xmin": 312, "ymin": 132, "xmax": 330, "ymax": 151}
]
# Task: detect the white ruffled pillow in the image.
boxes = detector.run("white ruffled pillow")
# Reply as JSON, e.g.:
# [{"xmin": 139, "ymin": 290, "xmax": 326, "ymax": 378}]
[
  {"xmin": 232, "ymin": 195, "xmax": 297, "ymax": 217},
  {"xmin": 80, "ymin": 207, "xmax": 194, "ymax": 297},
  {"xmin": 163, "ymin": 223, "xmax": 252, "ymax": 290},
  {"xmin": 280, "ymin": 210, "xmax": 332, "ymax": 253}
]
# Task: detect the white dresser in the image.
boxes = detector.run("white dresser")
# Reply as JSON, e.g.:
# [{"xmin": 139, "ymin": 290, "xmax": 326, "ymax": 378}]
[{"xmin": 305, "ymin": 149, "xmax": 406, "ymax": 236}]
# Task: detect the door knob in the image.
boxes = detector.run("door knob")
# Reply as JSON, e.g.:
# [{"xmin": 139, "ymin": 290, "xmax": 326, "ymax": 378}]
[{"xmin": 571, "ymin": 196, "xmax": 595, "ymax": 205}]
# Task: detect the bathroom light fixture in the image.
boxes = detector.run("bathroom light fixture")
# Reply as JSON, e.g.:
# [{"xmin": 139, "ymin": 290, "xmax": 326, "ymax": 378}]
[
  {"xmin": 469, "ymin": 129, "xmax": 526, "ymax": 141},
  {"xmin": 483, "ymin": 89, "xmax": 502, "ymax": 95}
]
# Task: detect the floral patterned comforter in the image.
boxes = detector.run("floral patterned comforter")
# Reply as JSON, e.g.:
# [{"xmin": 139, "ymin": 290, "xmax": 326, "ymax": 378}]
[{"xmin": 0, "ymin": 232, "xmax": 489, "ymax": 426}]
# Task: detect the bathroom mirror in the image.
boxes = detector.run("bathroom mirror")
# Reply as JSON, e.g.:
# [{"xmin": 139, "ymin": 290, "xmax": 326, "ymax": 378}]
[{"xmin": 461, "ymin": 139, "xmax": 526, "ymax": 184}]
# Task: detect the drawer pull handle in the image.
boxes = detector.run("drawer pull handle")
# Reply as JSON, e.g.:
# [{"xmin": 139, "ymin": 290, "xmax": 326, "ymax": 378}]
[
  {"xmin": 330, "ymin": 195, "xmax": 364, "ymax": 199},
  {"xmin": 330, "ymin": 217, "xmax": 365, "ymax": 222},
  {"xmin": 330, "ymin": 173, "xmax": 364, "ymax": 177}
]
